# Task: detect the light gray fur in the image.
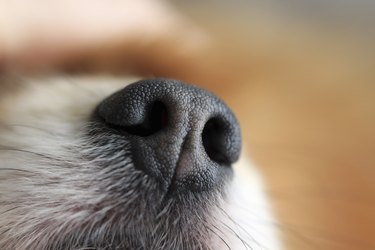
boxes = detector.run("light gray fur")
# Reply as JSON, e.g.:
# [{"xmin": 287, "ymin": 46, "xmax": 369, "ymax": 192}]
[{"xmin": 0, "ymin": 76, "xmax": 280, "ymax": 250}]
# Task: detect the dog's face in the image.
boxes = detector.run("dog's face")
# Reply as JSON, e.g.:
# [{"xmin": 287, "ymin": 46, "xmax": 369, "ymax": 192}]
[{"xmin": 0, "ymin": 76, "xmax": 279, "ymax": 249}]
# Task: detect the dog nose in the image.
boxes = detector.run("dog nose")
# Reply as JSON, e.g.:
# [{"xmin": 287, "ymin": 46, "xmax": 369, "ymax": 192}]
[{"xmin": 96, "ymin": 79, "xmax": 241, "ymax": 193}]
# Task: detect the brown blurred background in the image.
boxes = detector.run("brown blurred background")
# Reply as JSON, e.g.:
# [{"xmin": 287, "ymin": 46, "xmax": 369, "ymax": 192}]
[
  {"xmin": 174, "ymin": 3, "xmax": 375, "ymax": 249},
  {"xmin": 1, "ymin": 1, "xmax": 375, "ymax": 249}
]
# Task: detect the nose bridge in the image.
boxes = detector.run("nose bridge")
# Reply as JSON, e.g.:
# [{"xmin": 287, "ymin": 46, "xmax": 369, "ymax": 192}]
[
  {"xmin": 139, "ymin": 80, "xmax": 223, "ymax": 139},
  {"xmin": 145, "ymin": 84, "xmax": 215, "ymax": 183},
  {"xmin": 164, "ymin": 86, "xmax": 213, "ymax": 134}
]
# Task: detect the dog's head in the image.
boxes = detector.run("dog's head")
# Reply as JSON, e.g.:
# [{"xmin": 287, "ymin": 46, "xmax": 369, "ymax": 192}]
[{"xmin": 0, "ymin": 76, "xmax": 279, "ymax": 249}]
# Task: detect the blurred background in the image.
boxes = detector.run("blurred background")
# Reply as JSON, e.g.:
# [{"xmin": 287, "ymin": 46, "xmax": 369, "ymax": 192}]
[{"xmin": 1, "ymin": 1, "xmax": 375, "ymax": 249}]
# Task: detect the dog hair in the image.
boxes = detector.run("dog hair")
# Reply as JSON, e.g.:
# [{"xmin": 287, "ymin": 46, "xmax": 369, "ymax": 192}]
[{"xmin": 0, "ymin": 76, "xmax": 280, "ymax": 249}]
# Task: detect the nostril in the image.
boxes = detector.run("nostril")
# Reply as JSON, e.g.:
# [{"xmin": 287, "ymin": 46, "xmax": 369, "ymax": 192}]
[
  {"xmin": 123, "ymin": 101, "xmax": 169, "ymax": 137},
  {"xmin": 94, "ymin": 78, "xmax": 241, "ymax": 193},
  {"xmin": 202, "ymin": 117, "xmax": 231, "ymax": 165}
]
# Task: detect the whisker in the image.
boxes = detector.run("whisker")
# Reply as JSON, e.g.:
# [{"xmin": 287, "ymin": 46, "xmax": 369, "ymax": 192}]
[
  {"xmin": 0, "ymin": 146, "xmax": 60, "ymax": 161},
  {"xmin": 0, "ymin": 168, "xmax": 34, "ymax": 173},
  {"xmin": 216, "ymin": 217, "xmax": 254, "ymax": 250},
  {"xmin": 0, "ymin": 145, "xmax": 78, "ymax": 166},
  {"xmin": 7, "ymin": 124, "xmax": 59, "ymax": 136},
  {"xmin": 218, "ymin": 206, "xmax": 258, "ymax": 247},
  {"xmin": 224, "ymin": 203, "xmax": 326, "ymax": 249},
  {"xmin": 1, "ymin": 206, "xmax": 22, "ymax": 215},
  {"xmin": 206, "ymin": 226, "xmax": 232, "ymax": 250},
  {"xmin": 213, "ymin": 220, "xmax": 252, "ymax": 250}
]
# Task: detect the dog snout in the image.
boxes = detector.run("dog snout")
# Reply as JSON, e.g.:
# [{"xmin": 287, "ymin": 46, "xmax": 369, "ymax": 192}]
[{"xmin": 95, "ymin": 78, "xmax": 241, "ymax": 193}]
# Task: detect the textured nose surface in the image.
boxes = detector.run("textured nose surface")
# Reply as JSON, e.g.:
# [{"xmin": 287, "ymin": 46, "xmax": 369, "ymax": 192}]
[{"xmin": 97, "ymin": 79, "xmax": 241, "ymax": 193}]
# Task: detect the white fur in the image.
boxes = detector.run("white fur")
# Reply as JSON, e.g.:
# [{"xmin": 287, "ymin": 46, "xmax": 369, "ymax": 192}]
[{"xmin": 0, "ymin": 76, "xmax": 280, "ymax": 249}]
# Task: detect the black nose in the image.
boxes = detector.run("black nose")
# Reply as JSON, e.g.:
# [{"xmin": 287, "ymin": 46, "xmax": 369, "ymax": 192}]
[{"xmin": 96, "ymin": 79, "xmax": 241, "ymax": 193}]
